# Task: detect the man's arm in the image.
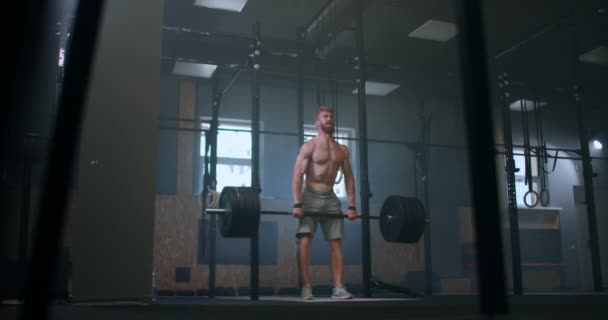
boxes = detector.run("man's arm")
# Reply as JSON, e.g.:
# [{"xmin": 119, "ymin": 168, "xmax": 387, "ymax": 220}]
[
  {"xmin": 292, "ymin": 142, "xmax": 312, "ymax": 206},
  {"xmin": 341, "ymin": 145, "xmax": 357, "ymax": 219}
]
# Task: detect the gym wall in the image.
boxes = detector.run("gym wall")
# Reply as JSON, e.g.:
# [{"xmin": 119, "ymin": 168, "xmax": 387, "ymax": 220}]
[{"xmin": 153, "ymin": 72, "xmax": 474, "ymax": 294}]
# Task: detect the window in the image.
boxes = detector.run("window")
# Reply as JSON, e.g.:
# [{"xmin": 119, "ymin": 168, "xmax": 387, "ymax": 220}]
[
  {"xmin": 303, "ymin": 125, "xmax": 355, "ymax": 199},
  {"xmin": 201, "ymin": 118, "xmax": 253, "ymax": 192},
  {"xmin": 513, "ymin": 147, "xmax": 539, "ymax": 206},
  {"xmin": 200, "ymin": 120, "xmax": 353, "ymax": 198}
]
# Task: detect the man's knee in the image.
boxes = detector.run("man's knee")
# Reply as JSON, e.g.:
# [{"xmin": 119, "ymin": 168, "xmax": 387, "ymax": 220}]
[
  {"xmin": 298, "ymin": 234, "xmax": 313, "ymax": 248},
  {"xmin": 328, "ymin": 238, "xmax": 342, "ymax": 250}
]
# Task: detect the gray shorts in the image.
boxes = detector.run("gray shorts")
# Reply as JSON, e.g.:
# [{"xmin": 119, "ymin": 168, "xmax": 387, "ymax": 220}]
[{"xmin": 296, "ymin": 187, "xmax": 343, "ymax": 241}]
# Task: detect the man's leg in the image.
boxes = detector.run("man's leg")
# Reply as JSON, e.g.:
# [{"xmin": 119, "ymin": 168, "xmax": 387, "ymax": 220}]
[
  {"xmin": 329, "ymin": 239, "xmax": 344, "ymax": 288},
  {"xmin": 298, "ymin": 234, "xmax": 314, "ymax": 300},
  {"xmin": 328, "ymin": 237, "xmax": 352, "ymax": 299},
  {"xmin": 298, "ymin": 234, "xmax": 313, "ymax": 287}
]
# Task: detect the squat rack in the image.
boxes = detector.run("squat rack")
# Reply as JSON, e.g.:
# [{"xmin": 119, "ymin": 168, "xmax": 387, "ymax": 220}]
[{"xmin": 197, "ymin": 0, "xmax": 433, "ymax": 300}]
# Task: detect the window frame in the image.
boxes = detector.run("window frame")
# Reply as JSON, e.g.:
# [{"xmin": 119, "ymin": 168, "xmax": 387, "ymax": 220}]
[{"xmin": 200, "ymin": 117, "xmax": 264, "ymax": 192}]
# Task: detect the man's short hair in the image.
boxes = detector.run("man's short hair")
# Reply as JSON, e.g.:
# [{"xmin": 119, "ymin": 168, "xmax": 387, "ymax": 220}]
[{"xmin": 314, "ymin": 105, "xmax": 334, "ymax": 121}]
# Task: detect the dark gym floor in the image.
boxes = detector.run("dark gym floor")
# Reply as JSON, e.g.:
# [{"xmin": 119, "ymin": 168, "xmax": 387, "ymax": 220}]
[{"xmin": 2, "ymin": 293, "xmax": 608, "ymax": 320}]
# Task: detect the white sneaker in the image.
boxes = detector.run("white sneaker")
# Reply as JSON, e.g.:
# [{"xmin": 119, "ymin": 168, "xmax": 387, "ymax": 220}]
[
  {"xmin": 300, "ymin": 285, "xmax": 314, "ymax": 300},
  {"xmin": 331, "ymin": 286, "xmax": 353, "ymax": 299}
]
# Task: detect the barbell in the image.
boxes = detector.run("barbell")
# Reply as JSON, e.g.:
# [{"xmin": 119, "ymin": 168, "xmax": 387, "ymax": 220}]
[{"xmin": 204, "ymin": 186, "xmax": 427, "ymax": 244}]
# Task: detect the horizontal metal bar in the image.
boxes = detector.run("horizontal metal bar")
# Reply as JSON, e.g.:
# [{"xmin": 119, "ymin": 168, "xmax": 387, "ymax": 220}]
[
  {"xmin": 259, "ymin": 210, "xmax": 292, "ymax": 215},
  {"xmin": 159, "ymin": 126, "xmax": 206, "ymax": 133},
  {"xmin": 159, "ymin": 124, "xmax": 608, "ymax": 160},
  {"xmin": 495, "ymin": 143, "xmax": 580, "ymax": 154},
  {"xmin": 368, "ymin": 138, "xmax": 416, "ymax": 148},
  {"xmin": 156, "ymin": 120, "xmax": 600, "ymax": 156},
  {"xmin": 163, "ymin": 25, "xmax": 254, "ymax": 42},
  {"xmin": 206, "ymin": 208, "xmax": 227, "ymax": 214},
  {"xmin": 495, "ymin": 151, "xmax": 584, "ymax": 161},
  {"xmin": 262, "ymin": 210, "xmax": 380, "ymax": 220},
  {"xmin": 212, "ymin": 157, "xmax": 251, "ymax": 166},
  {"xmin": 498, "ymin": 152, "xmax": 608, "ymax": 161},
  {"xmin": 158, "ymin": 125, "xmax": 314, "ymax": 137},
  {"xmin": 159, "ymin": 126, "xmax": 314, "ymax": 138},
  {"xmin": 206, "ymin": 208, "xmax": 379, "ymax": 220},
  {"xmin": 158, "ymin": 124, "xmax": 421, "ymax": 147}
]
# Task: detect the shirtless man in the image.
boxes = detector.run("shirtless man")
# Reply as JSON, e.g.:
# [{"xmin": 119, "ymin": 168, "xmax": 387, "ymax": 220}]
[{"xmin": 292, "ymin": 105, "xmax": 358, "ymax": 300}]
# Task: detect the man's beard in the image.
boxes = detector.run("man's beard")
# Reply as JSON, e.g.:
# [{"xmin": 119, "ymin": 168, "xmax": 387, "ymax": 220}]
[{"xmin": 321, "ymin": 123, "xmax": 334, "ymax": 134}]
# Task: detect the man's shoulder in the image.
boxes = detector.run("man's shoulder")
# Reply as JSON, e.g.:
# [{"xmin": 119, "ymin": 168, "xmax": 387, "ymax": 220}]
[
  {"xmin": 300, "ymin": 139, "xmax": 315, "ymax": 153},
  {"xmin": 303, "ymin": 138, "xmax": 316, "ymax": 148}
]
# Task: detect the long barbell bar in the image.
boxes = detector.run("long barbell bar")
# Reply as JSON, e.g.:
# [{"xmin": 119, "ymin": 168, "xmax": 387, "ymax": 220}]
[
  {"xmin": 210, "ymin": 186, "xmax": 427, "ymax": 243},
  {"xmin": 206, "ymin": 208, "xmax": 382, "ymax": 220}
]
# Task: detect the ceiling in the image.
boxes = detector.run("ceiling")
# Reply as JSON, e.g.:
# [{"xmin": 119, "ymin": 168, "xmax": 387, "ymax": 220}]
[{"xmin": 161, "ymin": 0, "xmax": 608, "ymax": 104}]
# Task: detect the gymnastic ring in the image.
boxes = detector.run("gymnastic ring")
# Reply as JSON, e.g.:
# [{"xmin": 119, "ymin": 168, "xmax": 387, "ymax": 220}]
[
  {"xmin": 523, "ymin": 190, "xmax": 539, "ymax": 208},
  {"xmin": 539, "ymin": 189, "xmax": 550, "ymax": 207},
  {"xmin": 206, "ymin": 189, "xmax": 220, "ymax": 208}
]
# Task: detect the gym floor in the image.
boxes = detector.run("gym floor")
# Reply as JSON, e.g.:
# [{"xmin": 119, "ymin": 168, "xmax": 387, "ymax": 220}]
[{"xmin": 2, "ymin": 294, "xmax": 608, "ymax": 320}]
